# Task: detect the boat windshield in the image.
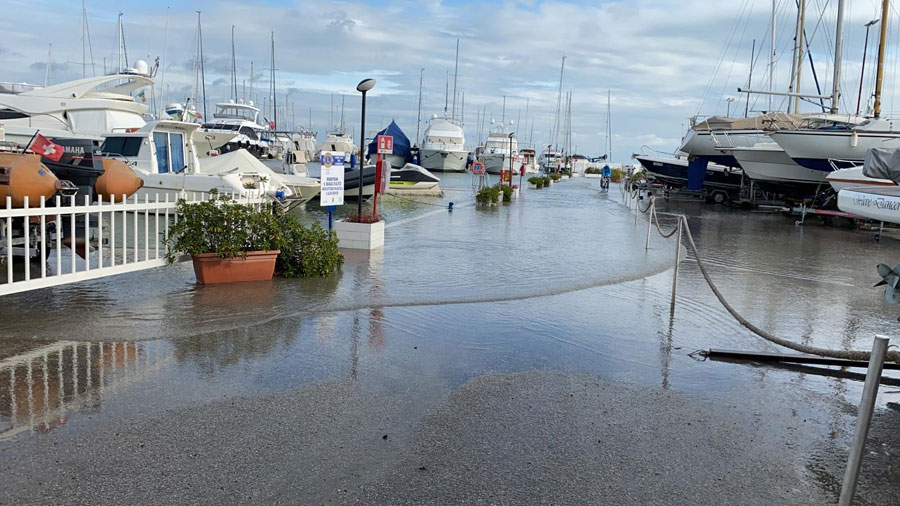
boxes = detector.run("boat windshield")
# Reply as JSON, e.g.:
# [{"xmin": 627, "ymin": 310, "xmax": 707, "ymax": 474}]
[{"xmin": 214, "ymin": 105, "xmax": 258, "ymax": 122}]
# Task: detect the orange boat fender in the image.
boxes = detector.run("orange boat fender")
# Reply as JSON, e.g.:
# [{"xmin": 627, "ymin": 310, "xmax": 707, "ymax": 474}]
[
  {"xmin": 95, "ymin": 159, "xmax": 143, "ymax": 201},
  {"xmin": 0, "ymin": 153, "xmax": 59, "ymax": 208}
]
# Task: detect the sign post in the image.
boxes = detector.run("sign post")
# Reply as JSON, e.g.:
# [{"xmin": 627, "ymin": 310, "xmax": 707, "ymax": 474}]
[
  {"xmin": 319, "ymin": 151, "xmax": 345, "ymax": 229},
  {"xmin": 373, "ymin": 135, "xmax": 393, "ymax": 219}
]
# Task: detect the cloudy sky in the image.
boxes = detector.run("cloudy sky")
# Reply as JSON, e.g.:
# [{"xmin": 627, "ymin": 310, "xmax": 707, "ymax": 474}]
[{"xmin": 1, "ymin": 0, "xmax": 899, "ymax": 161}]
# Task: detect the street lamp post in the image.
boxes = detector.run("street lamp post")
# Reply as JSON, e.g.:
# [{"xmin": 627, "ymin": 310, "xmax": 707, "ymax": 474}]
[
  {"xmin": 356, "ymin": 78, "xmax": 375, "ymax": 216},
  {"xmin": 508, "ymin": 132, "xmax": 514, "ymax": 188}
]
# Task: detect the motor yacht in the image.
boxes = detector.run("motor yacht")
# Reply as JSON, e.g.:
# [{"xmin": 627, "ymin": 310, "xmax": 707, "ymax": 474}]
[{"xmin": 419, "ymin": 115, "xmax": 467, "ymax": 173}]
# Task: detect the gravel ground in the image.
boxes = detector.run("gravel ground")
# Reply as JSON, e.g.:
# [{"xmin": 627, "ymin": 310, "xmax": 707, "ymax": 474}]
[{"xmin": 6, "ymin": 370, "xmax": 896, "ymax": 505}]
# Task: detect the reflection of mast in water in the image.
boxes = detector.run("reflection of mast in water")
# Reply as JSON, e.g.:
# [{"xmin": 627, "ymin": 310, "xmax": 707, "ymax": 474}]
[{"xmin": 0, "ymin": 340, "xmax": 169, "ymax": 442}]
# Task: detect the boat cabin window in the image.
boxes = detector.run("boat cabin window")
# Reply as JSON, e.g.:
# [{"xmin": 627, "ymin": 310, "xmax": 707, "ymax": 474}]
[
  {"xmin": 153, "ymin": 131, "xmax": 187, "ymax": 174},
  {"xmin": 239, "ymin": 126, "xmax": 259, "ymax": 141},
  {"xmin": 153, "ymin": 132, "xmax": 169, "ymax": 173},
  {"xmin": 101, "ymin": 136, "xmax": 142, "ymax": 157}
]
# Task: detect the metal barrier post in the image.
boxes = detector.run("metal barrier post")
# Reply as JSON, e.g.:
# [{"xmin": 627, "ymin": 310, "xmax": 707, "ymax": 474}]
[
  {"xmin": 645, "ymin": 198, "xmax": 654, "ymax": 251},
  {"xmin": 670, "ymin": 216, "xmax": 683, "ymax": 310},
  {"xmin": 838, "ymin": 335, "xmax": 889, "ymax": 506}
]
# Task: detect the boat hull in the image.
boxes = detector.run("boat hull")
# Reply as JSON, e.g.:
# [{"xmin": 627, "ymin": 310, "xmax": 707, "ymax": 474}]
[
  {"xmin": 826, "ymin": 167, "xmax": 896, "ymax": 193},
  {"xmin": 769, "ymin": 130, "xmax": 900, "ymax": 171},
  {"xmin": 838, "ymin": 187, "xmax": 900, "ymax": 223},
  {"xmin": 635, "ymin": 156, "xmax": 742, "ymax": 190},
  {"xmin": 483, "ymin": 154, "xmax": 515, "ymax": 174},
  {"xmin": 726, "ymin": 146, "xmax": 826, "ymax": 185},
  {"xmin": 419, "ymin": 149, "xmax": 467, "ymax": 172},
  {"xmin": 679, "ymin": 129, "xmax": 768, "ymax": 167}
]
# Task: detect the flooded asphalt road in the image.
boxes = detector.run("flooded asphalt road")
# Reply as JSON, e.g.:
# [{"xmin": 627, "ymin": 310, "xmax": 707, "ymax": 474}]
[{"xmin": 1, "ymin": 176, "xmax": 900, "ymax": 504}]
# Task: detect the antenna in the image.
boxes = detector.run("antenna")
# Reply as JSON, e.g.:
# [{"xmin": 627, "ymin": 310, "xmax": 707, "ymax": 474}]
[
  {"xmin": 198, "ymin": 11, "xmax": 207, "ymax": 120},
  {"xmin": 451, "ymin": 38, "xmax": 459, "ymax": 119},
  {"xmin": 416, "ymin": 68, "xmax": 424, "ymax": 145},
  {"xmin": 44, "ymin": 43, "xmax": 52, "ymax": 86},
  {"xmin": 230, "ymin": 25, "xmax": 237, "ymax": 101}
]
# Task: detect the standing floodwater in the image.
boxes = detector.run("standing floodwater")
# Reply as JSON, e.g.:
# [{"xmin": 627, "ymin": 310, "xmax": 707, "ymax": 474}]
[{"xmin": 1, "ymin": 179, "xmax": 899, "ymax": 504}]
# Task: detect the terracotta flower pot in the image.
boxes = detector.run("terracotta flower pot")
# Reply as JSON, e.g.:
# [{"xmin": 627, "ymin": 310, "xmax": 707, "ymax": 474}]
[{"xmin": 191, "ymin": 250, "xmax": 280, "ymax": 284}]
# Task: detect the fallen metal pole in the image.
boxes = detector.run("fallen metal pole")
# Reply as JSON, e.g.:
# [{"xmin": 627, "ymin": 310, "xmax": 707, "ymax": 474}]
[
  {"xmin": 839, "ymin": 335, "xmax": 889, "ymax": 506},
  {"xmin": 705, "ymin": 347, "xmax": 900, "ymax": 370},
  {"xmin": 670, "ymin": 216, "xmax": 683, "ymax": 310}
]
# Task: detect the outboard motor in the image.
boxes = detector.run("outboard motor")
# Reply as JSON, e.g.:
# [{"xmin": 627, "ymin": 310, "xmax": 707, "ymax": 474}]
[{"xmin": 41, "ymin": 138, "xmax": 104, "ymax": 203}]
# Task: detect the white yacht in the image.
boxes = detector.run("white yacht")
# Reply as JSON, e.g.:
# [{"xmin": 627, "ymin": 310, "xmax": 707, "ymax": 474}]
[
  {"xmin": 538, "ymin": 148, "xmax": 563, "ymax": 172},
  {"xmin": 482, "ymin": 122, "xmax": 518, "ymax": 175},
  {"xmin": 101, "ymin": 120, "xmax": 318, "ymax": 207},
  {"xmin": 419, "ymin": 115, "xmax": 467, "ymax": 173},
  {"xmin": 201, "ymin": 100, "xmax": 276, "ymax": 159},
  {"xmin": 0, "ymin": 71, "xmax": 153, "ymax": 145},
  {"xmin": 718, "ymin": 142, "xmax": 827, "ymax": 185},
  {"xmin": 519, "ymin": 148, "xmax": 538, "ymax": 173}
]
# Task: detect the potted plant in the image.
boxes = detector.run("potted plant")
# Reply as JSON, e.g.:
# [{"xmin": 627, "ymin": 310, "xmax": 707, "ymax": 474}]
[
  {"xmin": 167, "ymin": 195, "xmax": 282, "ymax": 284},
  {"xmin": 527, "ymin": 176, "xmax": 542, "ymax": 189},
  {"xmin": 585, "ymin": 167, "xmax": 601, "ymax": 178},
  {"xmin": 543, "ymin": 176, "xmax": 552, "ymax": 186},
  {"xmin": 476, "ymin": 185, "xmax": 500, "ymax": 206},
  {"xmin": 334, "ymin": 212, "xmax": 384, "ymax": 250},
  {"xmin": 550, "ymin": 173, "xmax": 562, "ymax": 183}
]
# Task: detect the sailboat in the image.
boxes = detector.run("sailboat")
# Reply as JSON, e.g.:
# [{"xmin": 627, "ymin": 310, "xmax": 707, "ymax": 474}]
[{"xmin": 772, "ymin": 0, "xmax": 893, "ymax": 176}]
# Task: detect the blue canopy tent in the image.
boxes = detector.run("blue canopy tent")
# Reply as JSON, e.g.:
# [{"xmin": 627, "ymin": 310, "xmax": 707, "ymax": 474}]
[{"xmin": 367, "ymin": 120, "xmax": 412, "ymax": 164}]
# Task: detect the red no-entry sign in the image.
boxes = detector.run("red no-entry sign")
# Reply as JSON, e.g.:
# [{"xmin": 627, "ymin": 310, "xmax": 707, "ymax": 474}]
[{"xmin": 377, "ymin": 135, "xmax": 393, "ymax": 154}]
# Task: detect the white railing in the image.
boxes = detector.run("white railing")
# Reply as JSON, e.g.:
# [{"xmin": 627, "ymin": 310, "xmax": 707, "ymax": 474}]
[{"xmin": 1, "ymin": 191, "xmax": 265, "ymax": 296}]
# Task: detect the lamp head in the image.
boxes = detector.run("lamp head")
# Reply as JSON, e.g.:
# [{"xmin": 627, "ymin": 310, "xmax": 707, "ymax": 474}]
[
  {"xmin": 357, "ymin": 78, "xmax": 376, "ymax": 93},
  {"xmin": 866, "ymin": 18, "xmax": 881, "ymax": 27}
]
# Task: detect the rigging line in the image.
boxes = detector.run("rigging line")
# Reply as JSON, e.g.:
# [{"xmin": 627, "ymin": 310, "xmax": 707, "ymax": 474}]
[
  {"xmin": 696, "ymin": 0, "xmax": 756, "ymax": 116},
  {"xmin": 714, "ymin": 0, "xmax": 758, "ymax": 116}
]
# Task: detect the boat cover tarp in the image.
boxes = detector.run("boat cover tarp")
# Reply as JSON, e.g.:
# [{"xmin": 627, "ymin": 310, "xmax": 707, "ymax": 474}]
[
  {"xmin": 863, "ymin": 147, "xmax": 900, "ymax": 184},
  {"xmin": 692, "ymin": 113, "xmax": 804, "ymax": 132},
  {"xmin": 368, "ymin": 120, "xmax": 411, "ymax": 159}
]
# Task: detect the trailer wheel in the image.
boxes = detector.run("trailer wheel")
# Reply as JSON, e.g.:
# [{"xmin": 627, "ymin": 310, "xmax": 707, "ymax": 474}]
[{"xmin": 712, "ymin": 191, "xmax": 727, "ymax": 204}]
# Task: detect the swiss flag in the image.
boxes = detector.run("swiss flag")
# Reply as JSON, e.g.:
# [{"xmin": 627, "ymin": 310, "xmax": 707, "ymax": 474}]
[{"xmin": 29, "ymin": 134, "xmax": 64, "ymax": 162}]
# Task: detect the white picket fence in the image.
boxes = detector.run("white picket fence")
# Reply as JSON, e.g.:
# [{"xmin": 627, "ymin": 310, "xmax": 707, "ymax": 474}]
[{"xmin": 1, "ymin": 191, "xmax": 266, "ymax": 296}]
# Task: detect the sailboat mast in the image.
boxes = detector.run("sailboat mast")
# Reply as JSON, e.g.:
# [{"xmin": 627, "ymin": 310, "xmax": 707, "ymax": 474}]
[
  {"xmin": 502, "ymin": 95, "xmax": 506, "ymax": 124},
  {"xmin": 793, "ymin": 0, "xmax": 806, "ymax": 113},
  {"xmin": 552, "ymin": 56, "xmax": 566, "ymax": 152},
  {"xmin": 607, "ymin": 90, "xmax": 612, "ymax": 162},
  {"xmin": 451, "ymin": 38, "xmax": 459, "ymax": 120},
  {"xmin": 81, "ymin": 1, "xmax": 95, "ymax": 77},
  {"xmin": 198, "ymin": 11, "xmax": 207, "ymax": 119},
  {"xmin": 230, "ymin": 25, "xmax": 237, "ymax": 101},
  {"xmin": 873, "ymin": 0, "xmax": 890, "ymax": 118},
  {"xmin": 82, "ymin": 0, "xmax": 86, "ymax": 77},
  {"xmin": 788, "ymin": 1, "xmax": 801, "ymax": 113},
  {"xmin": 444, "ymin": 71, "xmax": 449, "ymax": 115},
  {"xmin": 416, "ymin": 68, "xmax": 424, "ymax": 145},
  {"xmin": 745, "ymin": 39, "xmax": 755, "ymax": 118},
  {"xmin": 524, "ymin": 98, "xmax": 529, "ymax": 143},
  {"xmin": 830, "ymin": 0, "xmax": 846, "ymax": 114},
  {"xmin": 768, "ymin": 0, "xmax": 775, "ymax": 111},
  {"xmin": 271, "ymin": 31, "xmax": 276, "ymax": 129}
]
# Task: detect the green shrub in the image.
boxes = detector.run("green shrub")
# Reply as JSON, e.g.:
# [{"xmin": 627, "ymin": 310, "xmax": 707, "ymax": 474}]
[
  {"xmin": 527, "ymin": 176, "xmax": 542, "ymax": 186},
  {"xmin": 542, "ymin": 176, "xmax": 551, "ymax": 186},
  {"xmin": 585, "ymin": 167, "xmax": 601, "ymax": 174},
  {"xmin": 500, "ymin": 185, "xmax": 513, "ymax": 202},
  {"xmin": 611, "ymin": 168, "xmax": 626, "ymax": 183},
  {"xmin": 550, "ymin": 173, "xmax": 561, "ymax": 181},
  {"xmin": 476, "ymin": 185, "xmax": 500, "ymax": 205},
  {"xmin": 277, "ymin": 218, "xmax": 343, "ymax": 278}
]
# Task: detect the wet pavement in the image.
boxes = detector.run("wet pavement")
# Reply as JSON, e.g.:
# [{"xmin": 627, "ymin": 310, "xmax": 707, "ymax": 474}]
[{"xmin": 1, "ymin": 176, "xmax": 899, "ymax": 504}]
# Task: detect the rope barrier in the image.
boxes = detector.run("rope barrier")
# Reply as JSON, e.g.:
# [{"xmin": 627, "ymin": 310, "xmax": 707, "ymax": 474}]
[{"xmin": 639, "ymin": 198, "xmax": 900, "ymax": 364}]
